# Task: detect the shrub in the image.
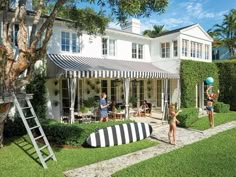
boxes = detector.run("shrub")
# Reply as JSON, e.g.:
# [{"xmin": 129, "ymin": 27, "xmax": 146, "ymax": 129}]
[
  {"xmin": 177, "ymin": 108, "xmax": 199, "ymax": 128},
  {"xmin": 214, "ymin": 101, "xmax": 230, "ymax": 113},
  {"xmin": 4, "ymin": 115, "xmax": 26, "ymax": 137},
  {"xmin": 41, "ymin": 119, "xmax": 133, "ymax": 146}
]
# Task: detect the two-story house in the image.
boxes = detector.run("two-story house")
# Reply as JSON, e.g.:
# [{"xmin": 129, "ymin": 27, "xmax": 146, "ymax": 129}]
[
  {"xmin": 0, "ymin": 1, "xmax": 213, "ymax": 122},
  {"xmin": 45, "ymin": 18, "xmax": 213, "ymax": 121}
]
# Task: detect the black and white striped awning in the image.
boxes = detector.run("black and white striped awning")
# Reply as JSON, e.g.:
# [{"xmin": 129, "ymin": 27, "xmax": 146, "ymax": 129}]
[{"xmin": 47, "ymin": 54, "xmax": 179, "ymax": 79}]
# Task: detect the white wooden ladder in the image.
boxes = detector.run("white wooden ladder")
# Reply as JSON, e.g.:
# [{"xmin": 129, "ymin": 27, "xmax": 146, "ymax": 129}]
[{"xmin": 13, "ymin": 93, "xmax": 56, "ymax": 169}]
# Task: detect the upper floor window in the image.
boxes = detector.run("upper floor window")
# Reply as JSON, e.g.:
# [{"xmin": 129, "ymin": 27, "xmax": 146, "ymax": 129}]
[
  {"xmin": 61, "ymin": 32, "xmax": 70, "ymax": 52},
  {"xmin": 11, "ymin": 24, "xmax": 19, "ymax": 47},
  {"xmin": 196, "ymin": 43, "xmax": 202, "ymax": 58},
  {"xmin": 161, "ymin": 42, "xmax": 170, "ymax": 58},
  {"xmin": 132, "ymin": 43, "xmax": 143, "ymax": 59},
  {"xmin": 191, "ymin": 42, "xmax": 198, "ymax": 58},
  {"xmin": 173, "ymin": 40, "xmax": 178, "ymax": 57},
  {"xmin": 205, "ymin": 45, "xmax": 209, "ymax": 59},
  {"xmin": 102, "ymin": 38, "xmax": 116, "ymax": 56},
  {"xmin": 61, "ymin": 32, "xmax": 80, "ymax": 53},
  {"xmin": 182, "ymin": 39, "xmax": 188, "ymax": 57},
  {"xmin": 72, "ymin": 33, "xmax": 80, "ymax": 53}
]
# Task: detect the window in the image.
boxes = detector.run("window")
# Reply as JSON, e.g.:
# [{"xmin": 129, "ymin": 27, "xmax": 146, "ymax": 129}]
[
  {"xmin": 132, "ymin": 43, "xmax": 137, "ymax": 58},
  {"xmin": 102, "ymin": 38, "xmax": 116, "ymax": 56},
  {"xmin": 182, "ymin": 39, "xmax": 188, "ymax": 57},
  {"xmin": 205, "ymin": 45, "xmax": 209, "ymax": 59},
  {"xmin": 196, "ymin": 43, "xmax": 202, "ymax": 58},
  {"xmin": 161, "ymin": 42, "xmax": 170, "ymax": 58},
  {"xmin": 61, "ymin": 32, "xmax": 70, "ymax": 52},
  {"xmin": 101, "ymin": 80, "xmax": 108, "ymax": 95},
  {"xmin": 138, "ymin": 44, "xmax": 143, "ymax": 59},
  {"xmin": 102, "ymin": 38, "xmax": 108, "ymax": 55},
  {"xmin": 132, "ymin": 43, "xmax": 143, "ymax": 59},
  {"xmin": 191, "ymin": 41, "xmax": 196, "ymax": 58},
  {"xmin": 109, "ymin": 39, "xmax": 115, "ymax": 56},
  {"xmin": 173, "ymin": 40, "xmax": 178, "ymax": 57},
  {"xmin": 11, "ymin": 24, "xmax": 19, "ymax": 46},
  {"xmin": 72, "ymin": 33, "xmax": 80, "ymax": 53}
]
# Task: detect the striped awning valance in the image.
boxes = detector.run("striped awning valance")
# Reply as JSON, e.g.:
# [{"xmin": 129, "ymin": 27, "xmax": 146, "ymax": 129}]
[{"xmin": 47, "ymin": 54, "xmax": 179, "ymax": 79}]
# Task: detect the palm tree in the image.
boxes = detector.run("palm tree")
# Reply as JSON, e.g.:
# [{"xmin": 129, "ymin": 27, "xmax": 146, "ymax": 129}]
[
  {"xmin": 212, "ymin": 9, "xmax": 236, "ymax": 57},
  {"xmin": 143, "ymin": 25, "xmax": 168, "ymax": 38}
]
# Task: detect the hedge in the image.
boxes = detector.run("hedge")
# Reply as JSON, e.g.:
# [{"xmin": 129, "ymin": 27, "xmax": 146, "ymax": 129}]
[
  {"xmin": 40, "ymin": 119, "xmax": 133, "ymax": 147},
  {"xmin": 214, "ymin": 101, "xmax": 230, "ymax": 113},
  {"xmin": 216, "ymin": 61, "xmax": 236, "ymax": 110},
  {"xmin": 177, "ymin": 108, "xmax": 199, "ymax": 128},
  {"xmin": 180, "ymin": 60, "xmax": 219, "ymax": 108}
]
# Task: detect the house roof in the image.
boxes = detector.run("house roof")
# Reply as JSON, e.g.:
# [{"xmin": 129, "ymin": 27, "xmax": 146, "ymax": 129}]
[
  {"xmin": 47, "ymin": 54, "xmax": 179, "ymax": 79},
  {"xmin": 154, "ymin": 24, "xmax": 197, "ymax": 37}
]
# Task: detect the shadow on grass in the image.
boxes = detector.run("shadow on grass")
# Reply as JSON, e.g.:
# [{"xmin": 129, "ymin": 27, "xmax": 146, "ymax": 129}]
[{"xmin": 14, "ymin": 136, "xmax": 50, "ymax": 168}]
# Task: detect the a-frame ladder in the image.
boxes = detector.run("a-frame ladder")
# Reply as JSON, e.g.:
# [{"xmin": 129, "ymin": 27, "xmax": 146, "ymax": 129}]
[{"xmin": 13, "ymin": 93, "xmax": 56, "ymax": 169}]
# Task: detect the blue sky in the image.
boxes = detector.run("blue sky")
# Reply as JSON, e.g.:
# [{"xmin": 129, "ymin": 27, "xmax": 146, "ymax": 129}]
[{"xmin": 108, "ymin": 0, "xmax": 236, "ymax": 32}]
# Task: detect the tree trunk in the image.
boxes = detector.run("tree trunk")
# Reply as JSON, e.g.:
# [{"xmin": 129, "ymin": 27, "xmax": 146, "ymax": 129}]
[{"xmin": 0, "ymin": 103, "xmax": 11, "ymax": 148}]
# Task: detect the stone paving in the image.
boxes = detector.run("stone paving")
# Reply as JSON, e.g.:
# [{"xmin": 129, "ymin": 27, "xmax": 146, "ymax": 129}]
[{"xmin": 64, "ymin": 116, "xmax": 236, "ymax": 177}]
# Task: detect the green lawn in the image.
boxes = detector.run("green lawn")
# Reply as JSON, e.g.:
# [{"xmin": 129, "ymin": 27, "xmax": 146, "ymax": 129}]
[
  {"xmin": 113, "ymin": 127, "xmax": 236, "ymax": 177},
  {"xmin": 0, "ymin": 137, "xmax": 157, "ymax": 177},
  {"xmin": 190, "ymin": 112, "xmax": 236, "ymax": 130}
]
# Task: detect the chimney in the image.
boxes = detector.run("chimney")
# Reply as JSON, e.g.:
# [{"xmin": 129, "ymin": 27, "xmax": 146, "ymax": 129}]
[{"xmin": 121, "ymin": 18, "xmax": 141, "ymax": 34}]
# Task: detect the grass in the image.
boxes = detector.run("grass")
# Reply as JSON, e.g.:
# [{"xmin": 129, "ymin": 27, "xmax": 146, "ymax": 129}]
[
  {"xmin": 0, "ymin": 137, "xmax": 157, "ymax": 177},
  {"xmin": 190, "ymin": 112, "xmax": 236, "ymax": 130},
  {"xmin": 113, "ymin": 127, "xmax": 236, "ymax": 177}
]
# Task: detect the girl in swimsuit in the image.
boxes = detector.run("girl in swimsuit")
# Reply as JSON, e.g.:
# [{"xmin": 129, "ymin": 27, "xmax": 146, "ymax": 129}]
[
  {"xmin": 206, "ymin": 85, "xmax": 220, "ymax": 128},
  {"xmin": 168, "ymin": 104, "xmax": 182, "ymax": 145}
]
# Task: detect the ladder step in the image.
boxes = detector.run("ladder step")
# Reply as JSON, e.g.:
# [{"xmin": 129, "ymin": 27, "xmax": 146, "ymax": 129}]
[
  {"xmin": 22, "ymin": 106, "xmax": 32, "ymax": 110},
  {"xmin": 25, "ymin": 116, "xmax": 35, "ymax": 120},
  {"xmin": 44, "ymin": 154, "xmax": 53, "ymax": 162},
  {"xmin": 34, "ymin": 135, "xmax": 44, "ymax": 141},
  {"xmin": 30, "ymin": 125, "xmax": 40, "ymax": 130},
  {"xmin": 39, "ymin": 144, "xmax": 48, "ymax": 151}
]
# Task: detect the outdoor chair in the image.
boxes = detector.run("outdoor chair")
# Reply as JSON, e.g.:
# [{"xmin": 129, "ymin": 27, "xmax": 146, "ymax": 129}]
[{"xmin": 140, "ymin": 103, "xmax": 152, "ymax": 117}]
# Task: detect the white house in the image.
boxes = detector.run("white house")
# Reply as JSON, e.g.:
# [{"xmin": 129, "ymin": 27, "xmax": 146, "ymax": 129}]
[{"xmin": 0, "ymin": 1, "xmax": 213, "ymax": 122}]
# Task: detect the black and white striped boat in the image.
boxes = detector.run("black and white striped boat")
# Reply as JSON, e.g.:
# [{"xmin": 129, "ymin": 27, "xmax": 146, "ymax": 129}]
[{"xmin": 86, "ymin": 122, "xmax": 153, "ymax": 147}]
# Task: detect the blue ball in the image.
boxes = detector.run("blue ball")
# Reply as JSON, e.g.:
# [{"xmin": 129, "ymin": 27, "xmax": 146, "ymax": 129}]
[{"xmin": 205, "ymin": 77, "xmax": 214, "ymax": 85}]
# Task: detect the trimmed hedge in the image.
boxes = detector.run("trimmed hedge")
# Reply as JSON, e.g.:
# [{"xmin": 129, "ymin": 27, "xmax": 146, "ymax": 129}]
[
  {"xmin": 214, "ymin": 101, "xmax": 230, "ymax": 113},
  {"xmin": 216, "ymin": 61, "xmax": 236, "ymax": 110},
  {"xmin": 177, "ymin": 108, "xmax": 199, "ymax": 128},
  {"xmin": 41, "ymin": 119, "xmax": 133, "ymax": 147},
  {"xmin": 180, "ymin": 60, "xmax": 219, "ymax": 108}
]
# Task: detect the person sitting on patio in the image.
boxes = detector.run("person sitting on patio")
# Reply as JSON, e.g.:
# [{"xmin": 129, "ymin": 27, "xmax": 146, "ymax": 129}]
[{"xmin": 137, "ymin": 100, "xmax": 149, "ymax": 116}]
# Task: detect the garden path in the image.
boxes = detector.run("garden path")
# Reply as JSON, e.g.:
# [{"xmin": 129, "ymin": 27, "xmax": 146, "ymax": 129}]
[{"xmin": 64, "ymin": 116, "xmax": 236, "ymax": 177}]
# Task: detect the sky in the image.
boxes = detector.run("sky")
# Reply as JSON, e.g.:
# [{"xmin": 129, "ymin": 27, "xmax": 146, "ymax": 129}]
[{"xmin": 108, "ymin": 0, "xmax": 236, "ymax": 33}]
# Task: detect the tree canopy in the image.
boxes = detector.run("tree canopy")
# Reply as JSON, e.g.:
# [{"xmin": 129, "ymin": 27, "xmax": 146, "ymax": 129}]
[
  {"xmin": 0, "ymin": 0, "xmax": 168, "ymax": 90},
  {"xmin": 143, "ymin": 24, "xmax": 167, "ymax": 38},
  {"xmin": 209, "ymin": 9, "xmax": 236, "ymax": 57},
  {"xmin": 0, "ymin": 0, "xmax": 168, "ymax": 147}
]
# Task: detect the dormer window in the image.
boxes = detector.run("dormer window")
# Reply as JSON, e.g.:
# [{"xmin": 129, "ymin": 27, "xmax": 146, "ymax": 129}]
[{"xmin": 102, "ymin": 38, "xmax": 116, "ymax": 56}]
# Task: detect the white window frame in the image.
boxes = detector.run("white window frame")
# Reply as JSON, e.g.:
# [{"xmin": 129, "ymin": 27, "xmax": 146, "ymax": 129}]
[
  {"xmin": 182, "ymin": 39, "xmax": 188, "ymax": 57},
  {"xmin": 102, "ymin": 37, "xmax": 116, "ymax": 56},
  {"xmin": 161, "ymin": 42, "xmax": 170, "ymax": 58},
  {"xmin": 132, "ymin": 43, "xmax": 144, "ymax": 59},
  {"xmin": 61, "ymin": 31, "xmax": 70, "ymax": 52},
  {"xmin": 205, "ymin": 44, "xmax": 209, "ymax": 59},
  {"xmin": 173, "ymin": 40, "xmax": 178, "ymax": 57},
  {"xmin": 72, "ymin": 33, "xmax": 80, "ymax": 53}
]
